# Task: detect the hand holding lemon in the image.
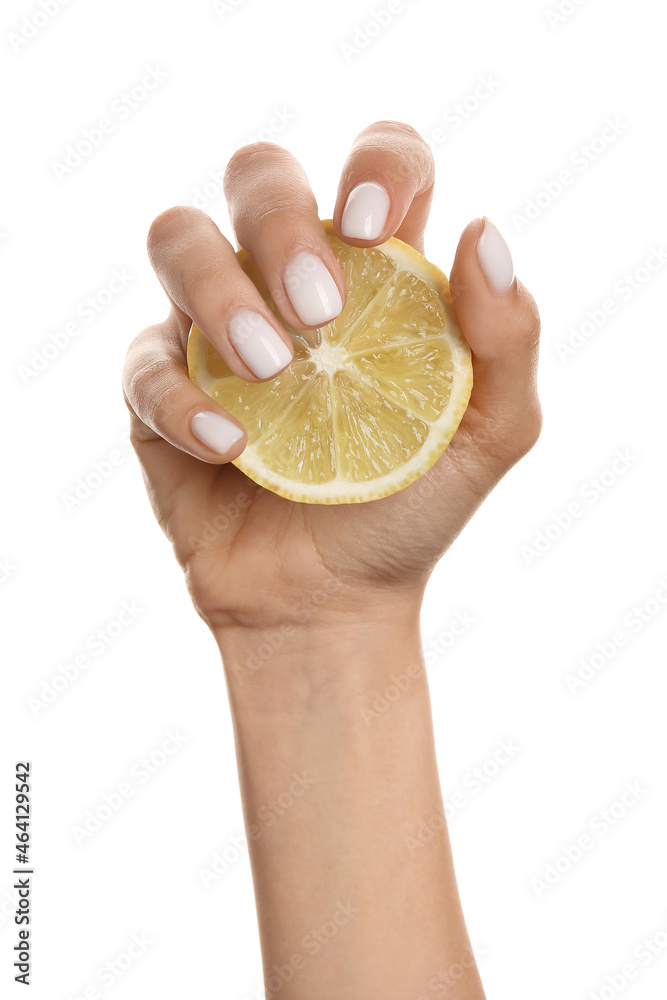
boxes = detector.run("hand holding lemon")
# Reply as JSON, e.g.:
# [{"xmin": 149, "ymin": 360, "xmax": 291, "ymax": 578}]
[
  {"xmin": 122, "ymin": 120, "xmax": 541, "ymax": 1000},
  {"xmin": 123, "ymin": 121, "xmax": 541, "ymax": 632}
]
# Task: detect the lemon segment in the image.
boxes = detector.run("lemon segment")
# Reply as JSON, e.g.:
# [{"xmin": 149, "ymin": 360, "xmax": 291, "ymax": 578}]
[{"xmin": 187, "ymin": 221, "xmax": 472, "ymax": 504}]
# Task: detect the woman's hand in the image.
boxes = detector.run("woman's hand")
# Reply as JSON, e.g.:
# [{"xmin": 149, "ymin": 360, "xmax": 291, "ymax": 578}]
[
  {"xmin": 123, "ymin": 126, "xmax": 537, "ymax": 994},
  {"xmin": 122, "ymin": 121, "xmax": 541, "ymax": 644}
]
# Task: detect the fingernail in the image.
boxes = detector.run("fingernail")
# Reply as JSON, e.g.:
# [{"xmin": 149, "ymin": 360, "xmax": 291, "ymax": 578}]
[
  {"xmin": 191, "ymin": 411, "xmax": 243, "ymax": 454},
  {"xmin": 283, "ymin": 252, "xmax": 343, "ymax": 327},
  {"xmin": 340, "ymin": 182, "xmax": 390, "ymax": 240},
  {"xmin": 229, "ymin": 310, "xmax": 292, "ymax": 379},
  {"xmin": 477, "ymin": 218, "xmax": 515, "ymax": 295}
]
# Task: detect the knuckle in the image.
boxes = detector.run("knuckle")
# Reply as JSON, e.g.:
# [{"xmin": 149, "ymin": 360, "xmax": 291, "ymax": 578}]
[
  {"xmin": 514, "ymin": 285, "xmax": 542, "ymax": 351},
  {"xmin": 491, "ymin": 289, "xmax": 541, "ymax": 361},
  {"xmin": 252, "ymin": 194, "xmax": 316, "ymax": 235},
  {"xmin": 355, "ymin": 120, "xmax": 434, "ymax": 187},
  {"xmin": 121, "ymin": 328, "xmax": 153, "ymax": 401},
  {"xmin": 150, "ymin": 371, "xmax": 188, "ymax": 427},
  {"xmin": 188, "ymin": 262, "xmax": 227, "ymax": 301},
  {"xmin": 473, "ymin": 393, "xmax": 543, "ymax": 471},
  {"xmin": 125, "ymin": 352, "xmax": 162, "ymax": 407},
  {"xmin": 515, "ymin": 398, "xmax": 543, "ymax": 457},
  {"xmin": 126, "ymin": 352, "xmax": 182, "ymax": 426},
  {"xmin": 127, "ymin": 412, "xmax": 152, "ymax": 450},
  {"xmin": 505, "ymin": 398, "xmax": 543, "ymax": 462}
]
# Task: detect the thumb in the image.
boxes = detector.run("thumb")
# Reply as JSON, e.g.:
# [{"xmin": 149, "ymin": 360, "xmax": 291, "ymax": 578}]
[{"xmin": 449, "ymin": 217, "xmax": 543, "ymax": 463}]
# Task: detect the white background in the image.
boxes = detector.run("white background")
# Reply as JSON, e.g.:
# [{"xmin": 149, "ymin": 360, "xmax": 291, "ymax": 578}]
[{"xmin": 2, "ymin": 0, "xmax": 666, "ymax": 997}]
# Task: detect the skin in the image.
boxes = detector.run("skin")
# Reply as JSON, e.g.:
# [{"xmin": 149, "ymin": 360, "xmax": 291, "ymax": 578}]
[{"xmin": 123, "ymin": 120, "xmax": 541, "ymax": 999}]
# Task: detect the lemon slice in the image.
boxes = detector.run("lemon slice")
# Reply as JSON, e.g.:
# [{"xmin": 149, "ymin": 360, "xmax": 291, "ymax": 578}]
[{"xmin": 187, "ymin": 220, "xmax": 472, "ymax": 504}]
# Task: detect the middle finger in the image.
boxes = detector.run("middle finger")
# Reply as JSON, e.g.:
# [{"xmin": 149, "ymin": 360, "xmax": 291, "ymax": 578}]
[{"xmin": 223, "ymin": 141, "xmax": 346, "ymax": 330}]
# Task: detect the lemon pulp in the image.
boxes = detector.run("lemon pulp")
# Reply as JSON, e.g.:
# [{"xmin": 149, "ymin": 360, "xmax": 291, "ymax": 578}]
[{"xmin": 187, "ymin": 221, "xmax": 472, "ymax": 503}]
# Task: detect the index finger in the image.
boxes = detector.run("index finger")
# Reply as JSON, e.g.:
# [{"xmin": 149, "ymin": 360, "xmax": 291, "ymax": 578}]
[{"xmin": 332, "ymin": 120, "xmax": 435, "ymax": 253}]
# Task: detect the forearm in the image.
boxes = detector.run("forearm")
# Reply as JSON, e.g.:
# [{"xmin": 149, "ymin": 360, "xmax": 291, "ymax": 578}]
[{"xmin": 215, "ymin": 615, "xmax": 486, "ymax": 1000}]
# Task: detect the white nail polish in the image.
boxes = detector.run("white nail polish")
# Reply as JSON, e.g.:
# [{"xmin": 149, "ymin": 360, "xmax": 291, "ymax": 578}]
[
  {"xmin": 191, "ymin": 411, "xmax": 243, "ymax": 454},
  {"xmin": 340, "ymin": 182, "xmax": 390, "ymax": 241},
  {"xmin": 477, "ymin": 218, "xmax": 515, "ymax": 295},
  {"xmin": 283, "ymin": 252, "xmax": 343, "ymax": 327},
  {"xmin": 229, "ymin": 310, "xmax": 292, "ymax": 378}
]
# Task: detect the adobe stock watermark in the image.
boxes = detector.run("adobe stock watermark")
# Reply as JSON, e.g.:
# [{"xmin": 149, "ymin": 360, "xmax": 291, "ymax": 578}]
[
  {"xmin": 70, "ymin": 731, "xmax": 189, "ymax": 846},
  {"xmin": 414, "ymin": 941, "xmax": 488, "ymax": 999},
  {"xmin": 424, "ymin": 75, "xmax": 501, "ymax": 152},
  {"xmin": 442, "ymin": 739, "xmax": 521, "ymax": 823},
  {"xmin": 530, "ymin": 780, "xmax": 648, "ymax": 898},
  {"xmin": 405, "ymin": 739, "xmax": 520, "ymax": 855},
  {"xmin": 359, "ymin": 659, "xmax": 423, "ymax": 726},
  {"xmin": 264, "ymin": 900, "xmax": 359, "ymax": 997},
  {"xmin": 510, "ymin": 117, "xmax": 628, "ymax": 233},
  {"xmin": 61, "ymin": 430, "xmax": 132, "ymax": 514},
  {"xmin": 555, "ymin": 245, "xmax": 667, "ymax": 361},
  {"xmin": 51, "ymin": 66, "xmax": 168, "ymax": 180},
  {"xmin": 584, "ymin": 913, "xmax": 667, "ymax": 1000},
  {"xmin": 27, "ymin": 600, "xmax": 145, "ymax": 717},
  {"xmin": 545, "ymin": 0, "xmax": 593, "ymax": 29},
  {"xmin": 225, "ymin": 903, "xmax": 360, "ymax": 999},
  {"xmin": 0, "ymin": 556, "xmax": 17, "ymax": 586},
  {"xmin": 339, "ymin": 0, "xmax": 420, "ymax": 63},
  {"xmin": 360, "ymin": 611, "xmax": 476, "ymax": 726},
  {"xmin": 232, "ymin": 574, "xmax": 346, "ymax": 684},
  {"xmin": 7, "ymin": 0, "xmax": 73, "ymax": 53},
  {"xmin": 239, "ymin": 980, "xmax": 267, "ymax": 1000},
  {"xmin": 424, "ymin": 611, "xmax": 476, "ymax": 667},
  {"xmin": 185, "ymin": 484, "xmax": 260, "ymax": 552},
  {"xmin": 197, "ymin": 771, "xmax": 316, "ymax": 888},
  {"xmin": 212, "ymin": 0, "xmax": 249, "ymax": 16},
  {"xmin": 565, "ymin": 577, "xmax": 667, "ymax": 695},
  {"xmin": 188, "ymin": 480, "xmax": 264, "ymax": 554},
  {"xmin": 64, "ymin": 933, "xmax": 153, "ymax": 999},
  {"xmin": 18, "ymin": 268, "xmax": 134, "ymax": 385},
  {"xmin": 404, "ymin": 467, "xmax": 444, "ymax": 514},
  {"xmin": 521, "ymin": 448, "xmax": 638, "ymax": 566},
  {"xmin": 190, "ymin": 107, "xmax": 296, "ymax": 210}
]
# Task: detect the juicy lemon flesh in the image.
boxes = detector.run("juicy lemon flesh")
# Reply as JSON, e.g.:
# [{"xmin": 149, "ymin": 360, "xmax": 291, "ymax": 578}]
[{"xmin": 188, "ymin": 223, "xmax": 472, "ymax": 504}]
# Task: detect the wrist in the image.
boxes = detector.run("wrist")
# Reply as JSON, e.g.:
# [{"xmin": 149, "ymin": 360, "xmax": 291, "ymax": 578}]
[{"xmin": 213, "ymin": 593, "xmax": 426, "ymax": 716}]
